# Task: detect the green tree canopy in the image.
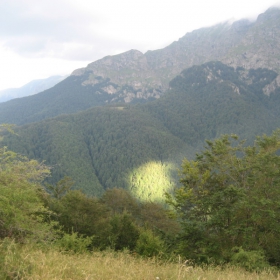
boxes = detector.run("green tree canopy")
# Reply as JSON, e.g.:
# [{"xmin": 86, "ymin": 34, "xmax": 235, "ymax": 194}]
[
  {"xmin": 0, "ymin": 146, "xmax": 56, "ymax": 241},
  {"xmin": 167, "ymin": 130, "xmax": 280, "ymax": 265}
]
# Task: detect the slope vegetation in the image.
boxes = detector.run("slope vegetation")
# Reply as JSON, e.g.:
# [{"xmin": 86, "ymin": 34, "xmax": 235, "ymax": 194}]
[{"xmin": 3, "ymin": 62, "xmax": 280, "ymax": 199}]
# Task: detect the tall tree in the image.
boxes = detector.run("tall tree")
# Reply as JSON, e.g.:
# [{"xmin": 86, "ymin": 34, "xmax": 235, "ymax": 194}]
[
  {"xmin": 167, "ymin": 130, "xmax": 280, "ymax": 264},
  {"xmin": 0, "ymin": 146, "xmax": 56, "ymax": 241}
]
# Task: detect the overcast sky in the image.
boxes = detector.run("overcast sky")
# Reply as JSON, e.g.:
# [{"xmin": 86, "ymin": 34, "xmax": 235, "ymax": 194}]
[{"xmin": 0, "ymin": 0, "xmax": 279, "ymax": 91}]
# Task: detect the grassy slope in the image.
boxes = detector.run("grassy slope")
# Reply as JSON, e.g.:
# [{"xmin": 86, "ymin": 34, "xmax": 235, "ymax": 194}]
[{"xmin": 2, "ymin": 244, "xmax": 278, "ymax": 280}]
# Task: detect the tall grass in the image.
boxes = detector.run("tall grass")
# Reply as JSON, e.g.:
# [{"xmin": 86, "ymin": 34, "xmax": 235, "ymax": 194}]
[{"xmin": 1, "ymin": 240, "xmax": 279, "ymax": 280}]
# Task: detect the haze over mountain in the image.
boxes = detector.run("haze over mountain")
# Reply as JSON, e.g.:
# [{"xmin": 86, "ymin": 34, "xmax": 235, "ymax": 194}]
[
  {"xmin": 0, "ymin": 75, "xmax": 66, "ymax": 103},
  {"xmin": 69, "ymin": 7, "xmax": 280, "ymax": 100},
  {"xmin": 0, "ymin": 7, "xmax": 280, "ymax": 125}
]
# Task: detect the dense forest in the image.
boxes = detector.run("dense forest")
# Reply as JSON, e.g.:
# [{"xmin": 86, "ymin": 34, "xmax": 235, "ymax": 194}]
[
  {"xmin": 1, "ymin": 123, "xmax": 280, "ymax": 275},
  {"xmin": 3, "ymin": 62, "xmax": 280, "ymax": 200}
]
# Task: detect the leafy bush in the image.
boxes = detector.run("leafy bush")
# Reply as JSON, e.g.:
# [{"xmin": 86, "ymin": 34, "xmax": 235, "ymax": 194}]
[
  {"xmin": 231, "ymin": 247, "xmax": 270, "ymax": 272},
  {"xmin": 55, "ymin": 232, "xmax": 93, "ymax": 253},
  {"xmin": 108, "ymin": 213, "xmax": 139, "ymax": 251},
  {"xmin": 0, "ymin": 147, "xmax": 57, "ymax": 242},
  {"xmin": 135, "ymin": 229, "xmax": 165, "ymax": 257}
]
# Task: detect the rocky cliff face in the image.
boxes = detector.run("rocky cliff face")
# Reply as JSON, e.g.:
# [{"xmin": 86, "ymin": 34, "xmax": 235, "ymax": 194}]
[
  {"xmin": 71, "ymin": 7, "xmax": 280, "ymax": 103},
  {"xmin": 223, "ymin": 7, "xmax": 280, "ymax": 72},
  {"xmin": 72, "ymin": 50, "xmax": 163, "ymax": 103}
]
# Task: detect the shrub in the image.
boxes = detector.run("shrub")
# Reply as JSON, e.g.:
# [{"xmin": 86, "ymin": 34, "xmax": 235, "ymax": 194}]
[
  {"xmin": 108, "ymin": 213, "xmax": 139, "ymax": 251},
  {"xmin": 135, "ymin": 229, "xmax": 165, "ymax": 257},
  {"xmin": 231, "ymin": 247, "xmax": 270, "ymax": 272},
  {"xmin": 55, "ymin": 232, "xmax": 93, "ymax": 253}
]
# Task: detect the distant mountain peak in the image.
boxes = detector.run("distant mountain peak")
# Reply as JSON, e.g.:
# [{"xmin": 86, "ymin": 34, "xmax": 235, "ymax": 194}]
[
  {"xmin": 0, "ymin": 75, "xmax": 67, "ymax": 103},
  {"xmin": 67, "ymin": 7, "xmax": 280, "ymax": 104},
  {"xmin": 255, "ymin": 6, "xmax": 280, "ymax": 24},
  {"xmin": 72, "ymin": 49, "xmax": 145, "ymax": 76},
  {"xmin": 1, "ymin": 8, "xmax": 280, "ymax": 123}
]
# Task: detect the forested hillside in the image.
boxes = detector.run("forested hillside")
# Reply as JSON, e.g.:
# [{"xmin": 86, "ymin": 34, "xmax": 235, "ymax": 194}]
[
  {"xmin": 4, "ymin": 62, "xmax": 280, "ymax": 200},
  {"xmin": 0, "ymin": 75, "xmax": 135, "ymax": 125}
]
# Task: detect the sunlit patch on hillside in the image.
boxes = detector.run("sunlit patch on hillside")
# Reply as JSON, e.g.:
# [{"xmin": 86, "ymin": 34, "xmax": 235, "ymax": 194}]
[{"xmin": 126, "ymin": 160, "xmax": 178, "ymax": 202}]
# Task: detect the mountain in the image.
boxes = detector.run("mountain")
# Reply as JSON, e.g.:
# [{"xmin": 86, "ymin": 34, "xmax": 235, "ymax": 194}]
[
  {"xmin": 222, "ymin": 7, "xmax": 280, "ymax": 71},
  {"xmin": 0, "ymin": 75, "xmax": 67, "ymax": 103},
  {"xmin": 3, "ymin": 61, "xmax": 280, "ymax": 200},
  {"xmin": 70, "ymin": 7, "xmax": 280, "ymax": 99},
  {"xmin": 1, "ymin": 7, "xmax": 280, "ymax": 200},
  {"xmin": 0, "ymin": 7, "xmax": 280, "ymax": 125}
]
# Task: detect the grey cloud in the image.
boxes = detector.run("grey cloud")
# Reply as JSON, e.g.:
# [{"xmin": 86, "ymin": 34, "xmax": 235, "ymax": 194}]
[
  {"xmin": 4, "ymin": 33, "xmax": 139, "ymax": 62},
  {"xmin": 4, "ymin": 37, "xmax": 47, "ymax": 54},
  {"xmin": 0, "ymin": 0, "xmax": 106, "ymax": 60},
  {"xmin": 0, "ymin": 1, "xmax": 96, "ymax": 38}
]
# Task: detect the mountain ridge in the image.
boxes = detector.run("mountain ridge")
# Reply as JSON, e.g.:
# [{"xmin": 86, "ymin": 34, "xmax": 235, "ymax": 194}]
[
  {"xmin": 71, "ymin": 6, "xmax": 280, "ymax": 101},
  {"xmin": 0, "ymin": 7, "xmax": 279, "ymax": 125}
]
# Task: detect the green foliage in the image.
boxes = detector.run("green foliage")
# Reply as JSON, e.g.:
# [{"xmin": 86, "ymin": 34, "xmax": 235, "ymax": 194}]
[
  {"xmin": 4, "ymin": 106, "xmax": 183, "ymax": 199},
  {"xmin": 167, "ymin": 130, "xmax": 280, "ymax": 266},
  {"xmin": 55, "ymin": 232, "xmax": 93, "ymax": 253},
  {"xmin": 44, "ymin": 187, "xmax": 179, "ymax": 255},
  {"xmin": 231, "ymin": 248, "xmax": 270, "ymax": 272},
  {"xmin": 50, "ymin": 190, "xmax": 110, "ymax": 239},
  {"xmin": 0, "ymin": 146, "xmax": 56, "ymax": 242},
  {"xmin": 3, "ymin": 62, "xmax": 280, "ymax": 200},
  {"xmin": 140, "ymin": 202, "xmax": 180, "ymax": 236},
  {"xmin": 139, "ymin": 202, "xmax": 181, "ymax": 254},
  {"xmin": 101, "ymin": 187, "xmax": 140, "ymax": 216},
  {"xmin": 45, "ymin": 176, "xmax": 74, "ymax": 199},
  {"xmin": 135, "ymin": 229, "xmax": 165, "ymax": 257},
  {"xmin": 0, "ymin": 146, "xmax": 173, "ymax": 258},
  {"xmin": 108, "ymin": 213, "xmax": 140, "ymax": 251},
  {"xmin": 99, "ymin": 188, "xmax": 181, "ymax": 251},
  {"xmin": 0, "ymin": 123, "xmax": 15, "ymax": 131}
]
